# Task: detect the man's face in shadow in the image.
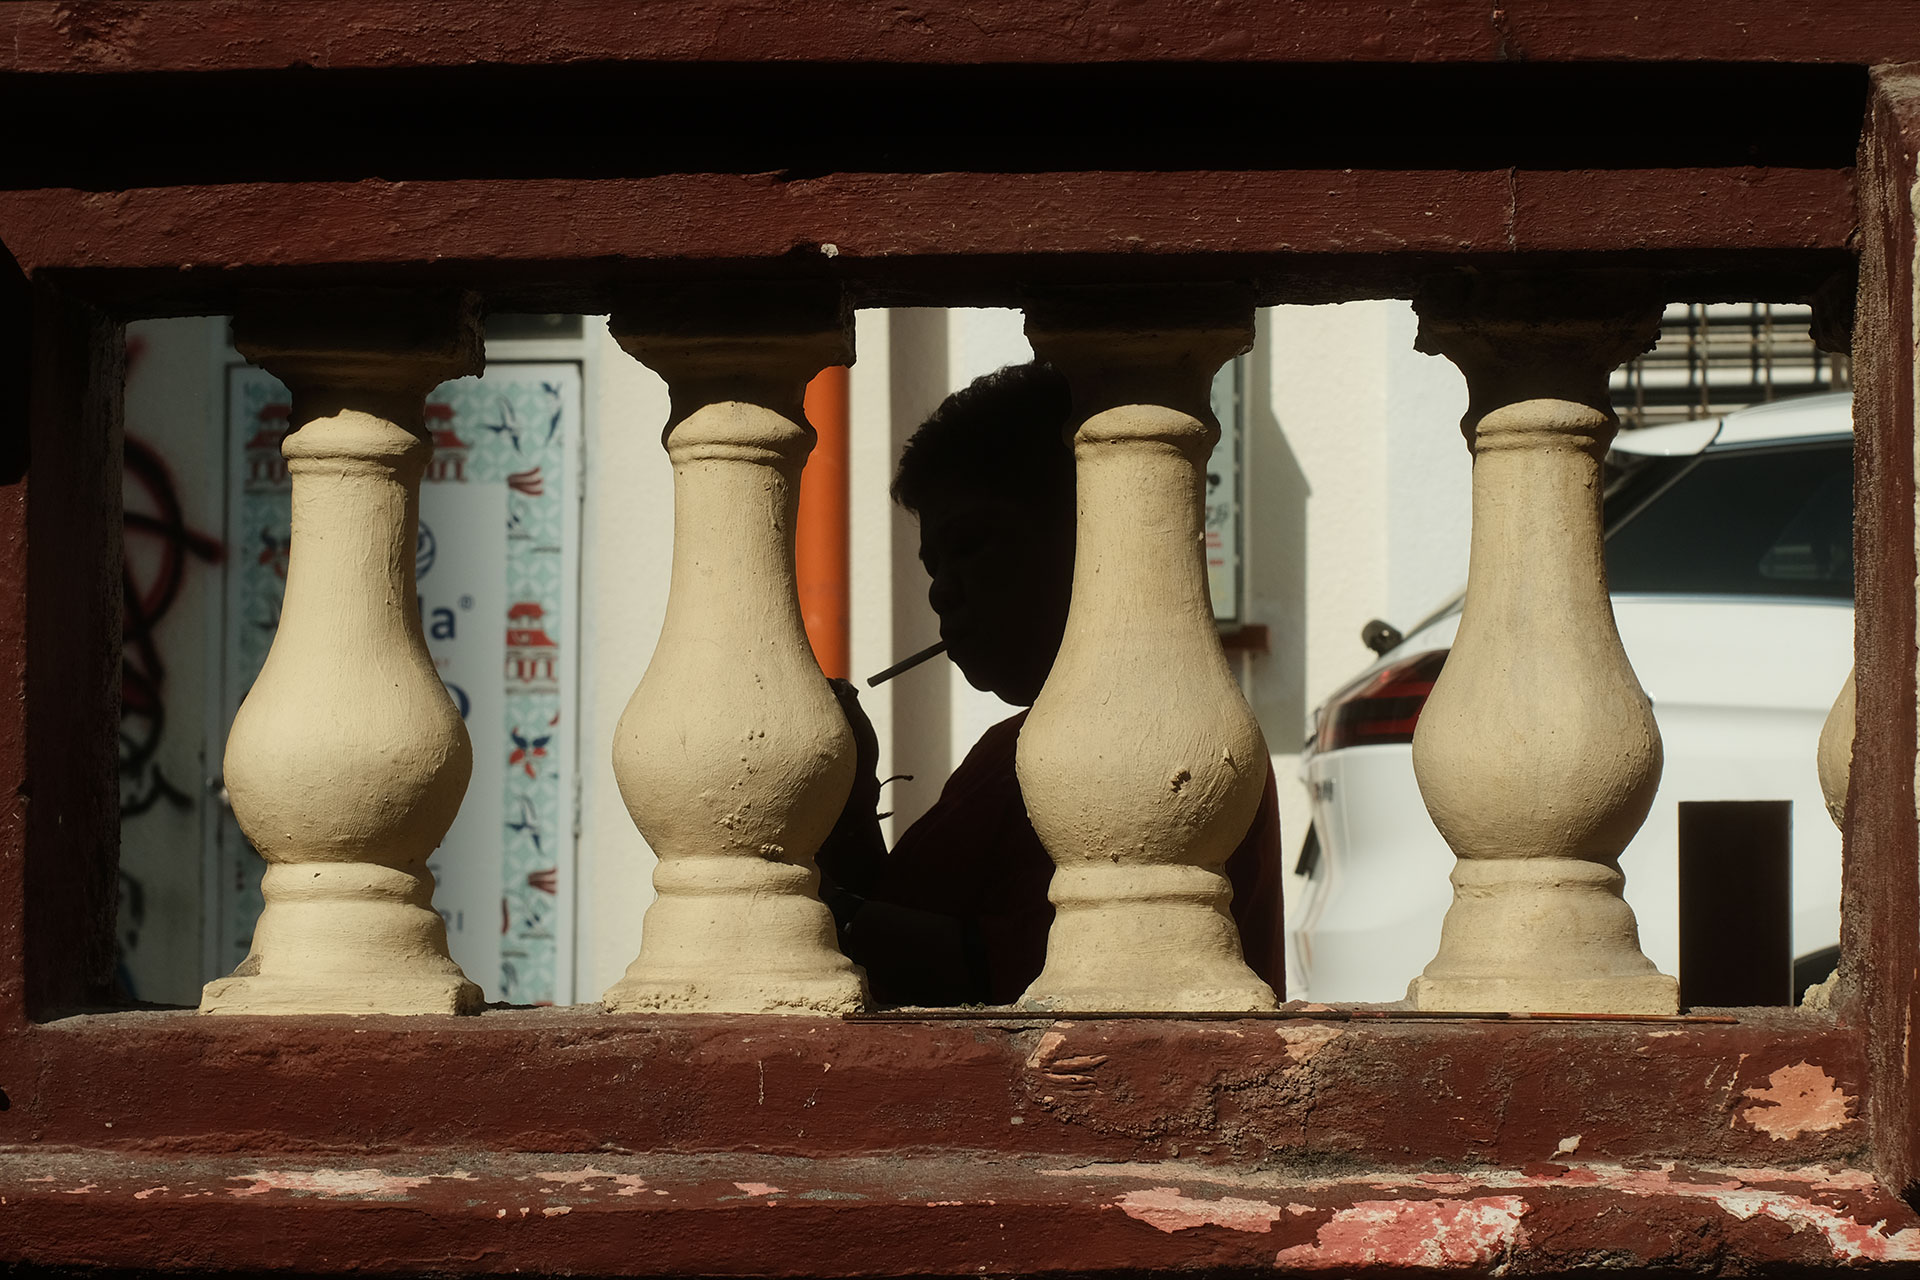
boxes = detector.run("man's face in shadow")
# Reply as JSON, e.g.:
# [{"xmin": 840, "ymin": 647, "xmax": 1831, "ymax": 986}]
[{"xmin": 914, "ymin": 485, "xmax": 1076, "ymax": 707}]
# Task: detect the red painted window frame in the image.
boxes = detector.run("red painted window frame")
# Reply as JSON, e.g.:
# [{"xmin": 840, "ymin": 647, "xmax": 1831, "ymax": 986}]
[{"xmin": 0, "ymin": 11, "xmax": 1918, "ymax": 1271}]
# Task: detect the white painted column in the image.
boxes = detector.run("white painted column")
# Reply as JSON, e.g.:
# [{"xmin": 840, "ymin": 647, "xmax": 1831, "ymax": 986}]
[
  {"xmin": 1019, "ymin": 289, "xmax": 1276, "ymax": 1012},
  {"xmin": 201, "ymin": 292, "xmax": 484, "ymax": 1015},
  {"xmin": 602, "ymin": 288, "xmax": 866, "ymax": 1014},
  {"xmin": 1408, "ymin": 276, "xmax": 1677, "ymax": 1014}
]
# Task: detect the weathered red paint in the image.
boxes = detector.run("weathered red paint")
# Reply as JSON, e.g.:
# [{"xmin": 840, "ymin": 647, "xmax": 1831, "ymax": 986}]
[
  {"xmin": 0, "ymin": 168, "xmax": 1853, "ymax": 310},
  {"xmin": 0, "ymin": 1011, "xmax": 1870, "ymax": 1169},
  {"xmin": 0, "ymin": 9, "xmax": 1915, "ymax": 1274},
  {"xmin": 18, "ymin": 282, "xmax": 120, "ymax": 1021},
  {"xmin": 1850, "ymin": 66, "xmax": 1920, "ymax": 1207},
  {"xmin": 0, "ymin": 0, "xmax": 1915, "ymax": 72},
  {"xmin": 0, "ymin": 249, "xmax": 28, "ymax": 1029},
  {"xmin": 1744, "ymin": 1063, "xmax": 1860, "ymax": 1142},
  {"xmin": 1, "ymin": 1148, "xmax": 1917, "ymax": 1275}
]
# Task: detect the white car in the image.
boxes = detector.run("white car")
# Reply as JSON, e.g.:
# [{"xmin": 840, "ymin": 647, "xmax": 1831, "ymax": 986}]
[{"xmin": 1289, "ymin": 392, "xmax": 1854, "ymax": 1004}]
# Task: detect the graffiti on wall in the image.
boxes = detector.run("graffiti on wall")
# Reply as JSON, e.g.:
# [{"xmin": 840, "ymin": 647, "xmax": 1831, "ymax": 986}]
[
  {"xmin": 121, "ymin": 434, "xmax": 223, "ymax": 817},
  {"xmin": 117, "ymin": 335, "xmax": 225, "ymax": 984}
]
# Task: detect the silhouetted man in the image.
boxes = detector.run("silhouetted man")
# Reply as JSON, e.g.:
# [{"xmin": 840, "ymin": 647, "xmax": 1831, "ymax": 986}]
[{"xmin": 817, "ymin": 362, "xmax": 1284, "ymax": 1006}]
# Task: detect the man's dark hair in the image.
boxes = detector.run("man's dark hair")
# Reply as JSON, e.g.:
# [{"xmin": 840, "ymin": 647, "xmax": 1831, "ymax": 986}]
[{"xmin": 891, "ymin": 361, "xmax": 1075, "ymax": 512}]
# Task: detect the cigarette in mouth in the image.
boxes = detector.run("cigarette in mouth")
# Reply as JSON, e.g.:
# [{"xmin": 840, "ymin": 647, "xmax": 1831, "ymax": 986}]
[{"xmin": 867, "ymin": 641, "xmax": 948, "ymax": 688}]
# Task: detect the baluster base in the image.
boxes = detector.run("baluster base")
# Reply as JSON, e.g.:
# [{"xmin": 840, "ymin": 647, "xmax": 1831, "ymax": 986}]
[
  {"xmin": 1409, "ymin": 857, "xmax": 1679, "ymax": 1014},
  {"xmin": 602, "ymin": 860, "xmax": 866, "ymax": 1014},
  {"xmin": 1408, "ymin": 972, "xmax": 1679, "ymax": 1015},
  {"xmin": 1020, "ymin": 866, "xmax": 1277, "ymax": 1012},
  {"xmin": 199, "ymin": 863, "xmax": 483, "ymax": 1016},
  {"xmin": 200, "ymin": 970, "xmax": 484, "ymax": 1017},
  {"xmin": 602, "ymin": 969, "xmax": 865, "ymax": 1015}
]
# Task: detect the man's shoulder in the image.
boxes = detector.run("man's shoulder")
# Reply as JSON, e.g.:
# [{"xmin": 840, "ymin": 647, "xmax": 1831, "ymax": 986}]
[{"xmin": 952, "ymin": 709, "xmax": 1028, "ymax": 775}]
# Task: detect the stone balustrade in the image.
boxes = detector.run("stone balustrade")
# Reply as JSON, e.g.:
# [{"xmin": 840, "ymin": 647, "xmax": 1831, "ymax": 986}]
[{"xmin": 200, "ymin": 278, "xmax": 1810, "ymax": 1020}]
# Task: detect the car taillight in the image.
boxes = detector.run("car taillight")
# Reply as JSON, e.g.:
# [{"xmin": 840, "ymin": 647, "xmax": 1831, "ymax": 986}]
[{"xmin": 1314, "ymin": 649, "xmax": 1449, "ymax": 753}]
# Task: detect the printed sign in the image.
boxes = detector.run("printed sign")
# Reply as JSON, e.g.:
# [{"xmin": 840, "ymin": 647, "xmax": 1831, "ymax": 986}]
[{"xmin": 217, "ymin": 362, "xmax": 581, "ymax": 1004}]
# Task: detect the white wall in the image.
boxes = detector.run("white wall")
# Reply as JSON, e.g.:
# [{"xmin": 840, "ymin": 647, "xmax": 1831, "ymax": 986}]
[
  {"xmin": 116, "ymin": 316, "xmax": 228, "ymax": 1006},
  {"xmin": 1246, "ymin": 302, "xmax": 1381, "ymax": 862},
  {"xmin": 573, "ymin": 320, "xmax": 675, "ymax": 999},
  {"xmin": 1244, "ymin": 301, "xmax": 1470, "ymax": 910},
  {"xmin": 853, "ymin": 309, "xmax": 948, "ymax": 837},
  {"xmin": 1381, "ymin": 304, "xmax": 1474, "ymax": 629}
]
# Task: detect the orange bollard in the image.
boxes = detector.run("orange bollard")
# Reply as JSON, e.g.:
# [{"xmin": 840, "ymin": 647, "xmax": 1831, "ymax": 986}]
[{"xmin": 798, "ymin": 365, "xmax": 851, "ymax": 679}]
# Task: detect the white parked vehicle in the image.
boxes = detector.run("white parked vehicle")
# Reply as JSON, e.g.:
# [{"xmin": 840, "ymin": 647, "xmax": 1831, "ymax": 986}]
[{"xmin": 1289, "ymin": 392, "xmax": 1854, "ymax": 1004}]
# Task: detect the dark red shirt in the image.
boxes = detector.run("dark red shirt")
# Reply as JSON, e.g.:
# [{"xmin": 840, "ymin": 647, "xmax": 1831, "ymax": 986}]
[{"xmin": 844, "ymin": 711, "xmax": 1286, "ymax": 1006}]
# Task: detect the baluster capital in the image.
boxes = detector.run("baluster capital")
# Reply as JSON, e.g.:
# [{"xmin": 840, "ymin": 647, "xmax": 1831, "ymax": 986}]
[
  {"xmin": 232, "ymin": 289, "xmax": 483, "ymax": 428},
  {"xmin": 1809, "ymin": 268, "xmax": 1857, "ymax": 357},
  {"xmin": 611, "ymin": 284, "xmax": 852, "ymax": 434},
  {"xmin": 1024, "ymin": 285, "xmax": 1253, "ymax": 423},
  {"xmin": 1413, "ymin": 273, "xmax": 1662, "ymax": 440}
]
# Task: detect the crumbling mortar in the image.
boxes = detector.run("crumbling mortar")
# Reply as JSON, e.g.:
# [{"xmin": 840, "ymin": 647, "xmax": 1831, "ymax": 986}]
[
  {"xmin": 1202, "ymin": 1057, "xmax": 1325, "ymax": 1159},
  {"xmin": 1299, "ymin": 1053, "xmax": 1319, "ymax": 1149},
  {"xmin": 1247, "ymin": 1147, "xmax": 1380, "ymax": 1182}
]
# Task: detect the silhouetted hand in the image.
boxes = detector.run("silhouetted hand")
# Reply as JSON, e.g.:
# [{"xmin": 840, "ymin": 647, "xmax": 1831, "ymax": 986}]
[
  {"xmin": 816, "ymin": 678, "xmax": 887, "ymax": 901},
  {"xmin": 829, "ymin": 677, "xmax": 881, "ymax": 804}
]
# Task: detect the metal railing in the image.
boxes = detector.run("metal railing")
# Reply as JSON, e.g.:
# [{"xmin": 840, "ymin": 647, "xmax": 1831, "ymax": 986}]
[{"xmin": 1612, "ymin": 302, "xmax": 1852, "ymax": 429}]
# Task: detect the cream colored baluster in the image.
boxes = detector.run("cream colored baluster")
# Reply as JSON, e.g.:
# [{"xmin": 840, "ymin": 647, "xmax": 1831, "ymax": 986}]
[
  {"xmin": 1019, "ymin": 289, "xmax": 1275, "ymax": 1012},
  {"xmin": 1818, "ymin": 667, "xmax": 1856, "ymax": 828},
  {"xmin": 1407, "ymin": 276, "xmax": 1676, "ymax": 1014},
  {"xmin": 1802, "ymin": 279, "xmax": 1855, "ymax": 1011},
  {"xmin": 1811, "ymin": 278, "xmax": 1856, "ymax": 831},
  {"xmin": 603, "ymin": 288, "xmax": 865, "ymax": 1014},
  {"xmin": 1802, "ymin": 667, "xmax": 1856, "ymax": 1010},
  {"xmin": 201, "ymin": 292, "xmax": 484, "ymax": 1015}
]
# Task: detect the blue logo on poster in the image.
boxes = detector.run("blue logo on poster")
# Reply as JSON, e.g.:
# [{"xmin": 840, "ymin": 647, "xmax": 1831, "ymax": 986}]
[{"xmin": 417, "ymin": 521, "xmax": 438, "ymax": 578}]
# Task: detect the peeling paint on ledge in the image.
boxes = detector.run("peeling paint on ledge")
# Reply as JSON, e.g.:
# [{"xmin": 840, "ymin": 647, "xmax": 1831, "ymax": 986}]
[
  {"xmin": 536, "ymin": 1167, "xmax": 650, "ymax": 1196},
  {"xmin": 1052, "ymin": 1159, "xmax": 1920, "ymax": 1264},
  {"xmin": 1276, "ymin": 1024, "xmax": 1342, "ymax": 1063},
  {"xmin": 225, "ymin": 1169, "xmax": 476, "ymax": 1200},
  {"xmin": 1025, "ymin": 1029, "xmax": 1108, "ymax": 1087},
  {"xmin": 1740, "ymin": 1062, "xmax": 1856, "ymax": 1139},
  {"xmin": 1273, "ymin": 1196, "xmax": 1527, "ymax": 1269},
  {"xmin": 8, "ymin": 1146, "xmax": 1916, "ymax": 1273},
  {"xmin": 1115, "ymin": 1186, "xmax": 1289, "ymax": 1233}
]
